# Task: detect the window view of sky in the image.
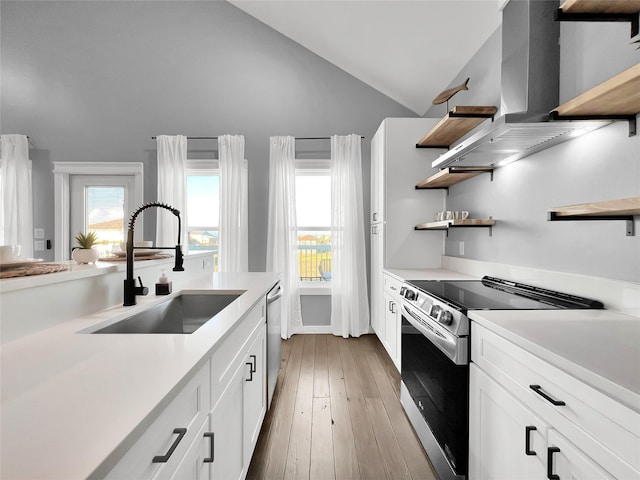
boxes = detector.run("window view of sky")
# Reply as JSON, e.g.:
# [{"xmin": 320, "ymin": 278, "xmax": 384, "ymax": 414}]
[
  {"xmin": 296, "ymin": 175, "xmax": 330, "ymax": 226},
  {"xmin": 187, "ymin": 175, "xmax": 219, "ymax": 227}
]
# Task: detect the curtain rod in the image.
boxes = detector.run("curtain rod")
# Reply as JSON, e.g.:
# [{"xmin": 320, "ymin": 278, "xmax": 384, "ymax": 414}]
[
  {"xmin": 296, "ymin": 136, "xmax": 365, "ymax": 140},
  {"xmin": 151, "ymin": 136, "xmax": 218, "ymax": 140}
]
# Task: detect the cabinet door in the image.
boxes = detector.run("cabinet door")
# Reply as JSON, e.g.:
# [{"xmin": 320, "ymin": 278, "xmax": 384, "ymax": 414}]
[
  {"xmin": 170, "ymin": 418, "xmax": 211, "ymax": 480},
  {"xmin": 370, "ymin": 223, "xmax": 384, "ymax": 339},
  {"xmin": 210, "ymin": 362, "xmax": 245, "ymax": 480},
  {"xmin": 469, "ymin": 364, "xmax": 547, "ymax": 480},
  {"xmin": 547, "ymin": 430, "xmax": 615, "ymax": 480},
  {"xmin": 383, "ymin": 292, "xmax": 398, "ymax": 362},
  {"xmin": 243, "ymin": 323, "xmax": 267, "ymax": 465},
  {"xmin": 370, "ymin": 124, "xmax": 385, "ymax": 224}
]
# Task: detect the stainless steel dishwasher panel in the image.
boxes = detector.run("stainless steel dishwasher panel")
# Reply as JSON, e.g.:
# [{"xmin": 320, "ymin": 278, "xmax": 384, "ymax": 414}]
[{"xmin": 266, "ymin": 282, "xmax": 282, "ymax": 408}]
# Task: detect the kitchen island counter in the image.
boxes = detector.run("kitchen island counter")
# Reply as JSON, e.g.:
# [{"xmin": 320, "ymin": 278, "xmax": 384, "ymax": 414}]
[{"xmin": 0, "ymin": 271, "xmax": 280, "ymax": 480}]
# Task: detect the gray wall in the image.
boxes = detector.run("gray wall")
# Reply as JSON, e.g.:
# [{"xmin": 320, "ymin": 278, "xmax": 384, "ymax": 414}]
[
  {"xmin": 0, "ymin": 0, "xmax": 416, "ymax": 273},
  {"xmin": 426, "ymin": 21, "xmax": 639, "ymax": 283}
]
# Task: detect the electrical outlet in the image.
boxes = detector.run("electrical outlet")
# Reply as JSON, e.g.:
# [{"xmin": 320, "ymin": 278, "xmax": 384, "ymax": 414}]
[
  {"xmin": 459, "ymin": 241, "xmax": 465, "ymax": 255},
  {"xmin": 34, "ymin": 228, "xmax": 45, "ymax": 239},
  {"xmin": 35, "ymin": 240, "xmax": 45, "ymax": 251}
]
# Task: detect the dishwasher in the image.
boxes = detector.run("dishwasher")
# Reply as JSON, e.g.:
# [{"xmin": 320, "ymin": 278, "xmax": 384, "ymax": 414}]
[{"xmin": 266, "ymin": 282, "xmax": 282, "ymax": 408}]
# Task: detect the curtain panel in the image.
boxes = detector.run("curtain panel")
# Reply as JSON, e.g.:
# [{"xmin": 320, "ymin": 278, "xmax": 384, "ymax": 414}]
[
  {"xmin": 267, "ymin": 136, "xmax": 302, "ymax": 339},
  {"xmin": 0, "ymin": 135, "xmax": 33, "ymax": 258},
  {"xmin": 330, "ymin": 134, "xmax": 370, "ymax": 338},
  {"xmin": 156, "ymin": 135, "xmax": 187, "ymax": 247},
  {"xmin": 218, "ymin": 134, "xmax": 248, "ymax": 272}
]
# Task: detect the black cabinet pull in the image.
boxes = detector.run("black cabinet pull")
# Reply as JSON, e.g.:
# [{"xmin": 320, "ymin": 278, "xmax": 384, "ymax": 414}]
[
  {"xmin": 246, "ymin": 361, "xmax": 254, "ymax": 382},
  {"xmin": 525, "ymin": 426, "xmax": 537, "ymax": 455},
  {"xmin": 530, "ymin": 385, "xmax": 566, "ymax": 406},
  {"xmin": 547, "ymin": 446, "xmax": 560, "ymax": 480},
  {"xmin": 250, "ymin": 354, "xmax": 257, "ymax": 373},
  {"xmin": 152, "ymin": 428, "xmax": 187, "ymax": 463},
  {"xmin": 204, "ymin": 432, "xmax": 214, "ymax": 463}
]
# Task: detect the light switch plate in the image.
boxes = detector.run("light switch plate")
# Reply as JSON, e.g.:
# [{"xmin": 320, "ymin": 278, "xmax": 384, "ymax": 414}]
[
  {"xmin": 35, "ymin": 240, "xmax": 45, "ymax": 251},
  {"xmin": 34, "ymin": 228, "xmax": 45, "ymax": 239}
]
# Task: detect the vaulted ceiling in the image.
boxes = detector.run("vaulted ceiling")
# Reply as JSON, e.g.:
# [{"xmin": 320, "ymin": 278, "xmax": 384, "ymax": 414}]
[{"xmin": 229, "ymin": 0, "xmax": 502, "ymax": 115}]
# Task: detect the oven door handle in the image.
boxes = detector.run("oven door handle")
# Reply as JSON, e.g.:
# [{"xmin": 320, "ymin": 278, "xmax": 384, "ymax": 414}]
[{"xmin": 401, "ymin": 303, "xmax": 467, "ymax": 365}]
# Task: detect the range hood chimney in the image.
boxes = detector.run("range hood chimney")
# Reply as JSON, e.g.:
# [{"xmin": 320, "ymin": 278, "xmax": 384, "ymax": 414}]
[{"xmin": 432, "ymin": 0, "xmax": 611, "ymax": 169}]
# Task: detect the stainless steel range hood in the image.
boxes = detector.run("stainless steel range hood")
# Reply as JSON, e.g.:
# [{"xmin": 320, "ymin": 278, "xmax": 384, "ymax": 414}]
[{"xmin": 432, "ymin": 0, "xmax": 611, "ymax": 170}]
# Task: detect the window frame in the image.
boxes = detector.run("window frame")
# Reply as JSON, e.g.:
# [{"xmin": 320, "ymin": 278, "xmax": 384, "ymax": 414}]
[{"xmin": 295, "ymin": 160, "xmax": 331, "ymax": 293}]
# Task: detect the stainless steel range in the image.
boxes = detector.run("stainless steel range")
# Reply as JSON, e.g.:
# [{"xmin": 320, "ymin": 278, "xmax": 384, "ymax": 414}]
[{"xmin": 399, "ymin": 276, "xmax": 603, "ymax": 480}]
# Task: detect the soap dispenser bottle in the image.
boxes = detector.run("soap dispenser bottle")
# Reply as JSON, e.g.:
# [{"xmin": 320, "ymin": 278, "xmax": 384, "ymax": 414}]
[{"xmin": 155, "ymin": 269, "xmax": 172, "ymax": 295}]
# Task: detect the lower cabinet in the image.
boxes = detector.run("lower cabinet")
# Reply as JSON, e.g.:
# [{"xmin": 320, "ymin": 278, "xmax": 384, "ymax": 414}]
[
  {"xmin": 469, "ymin": 322, "xmax": 639, "ymax": 480},
  {"xmin": 469, "ymin": 364, "xmax": 547, "ymax": 480},
  {"xmin": 106, "ymin": 299, "xmax": 268, "ymax": 480},
  {"xmin": 374, "ymin": 272, "xmax": 402, "ymax": 370}
]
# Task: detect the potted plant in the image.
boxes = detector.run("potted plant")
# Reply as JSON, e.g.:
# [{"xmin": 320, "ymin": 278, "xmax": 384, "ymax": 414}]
[{"xmin": 72, "ymin": 231, "xmax": 100, "ymax": 264}]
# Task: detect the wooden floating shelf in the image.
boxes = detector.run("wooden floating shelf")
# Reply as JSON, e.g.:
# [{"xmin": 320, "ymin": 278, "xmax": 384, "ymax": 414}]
[
  {"xmin": 548, "ymin": 197, "xmax": 640, "ymax": 217},
  {"xmin": 416, "ymin": 167, "xmax": 494, "ymax": 189},
  {"xmin": 556, "ymin": 0, "xmax": 640, "ymax": 37},
  {"xmin": 560, "ymin": 0, "xmax": 640, "ymax": 15},
  {"xmin": 415, "ymin": 219, "xmax": 496, "ymax": 230},
  {"xmin": 548, "ymin": 197, "xmax": 640, "ymax": 236},
  {"xmin": 416, "ymin": 106, "xmax": 497, "ymax": 148},
  {"xmin": 552, "ymin": 64, "xmax": 640, "ymax": 117}
]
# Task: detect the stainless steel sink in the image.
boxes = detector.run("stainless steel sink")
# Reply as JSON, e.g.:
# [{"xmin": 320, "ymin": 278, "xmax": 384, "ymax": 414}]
[{"xmin": 92, "ymin": 292, "xmax": 245, "ymax": 334}]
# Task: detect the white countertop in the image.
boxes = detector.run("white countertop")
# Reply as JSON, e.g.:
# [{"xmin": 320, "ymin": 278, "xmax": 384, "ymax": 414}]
[
  {"xmin": 384, "ymin": 268, "xmax": 477, "ymax": 282},
  {"xmin": 470, "ymin": 309, "xmax": 640, "ymax": 413},
  {"xmin": 0, "ymin": 272, "xmax": 280, "ymax": 480}
]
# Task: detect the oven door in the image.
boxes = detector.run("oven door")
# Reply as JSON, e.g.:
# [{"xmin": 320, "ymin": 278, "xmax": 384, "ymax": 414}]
[{"xmin": 401, "ymin": 305, "xmax": 469, "ymax": 479}]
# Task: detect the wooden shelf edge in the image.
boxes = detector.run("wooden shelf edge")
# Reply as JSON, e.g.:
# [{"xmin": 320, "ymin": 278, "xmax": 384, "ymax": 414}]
[
  {"xmin": 560, "ymin": 0, "xmax": 640, "ymax": 15},
  {"xmin": 417, "ymin": 106, "xmax": 498, "ymax": 148},
  {"xmin": 416, "ymin": 167, "xmax": 494, "ymax": 189},
  {"xmin": 415, "ymin": 219, "xmax": 496, "ymax": 230},
  {"xmin": 548, "ymin": 197, "xmax": 640, "ymax": 217},
  {"xmin": 552, "ymin": 64, "xmax": 640, "ymax": 117}
]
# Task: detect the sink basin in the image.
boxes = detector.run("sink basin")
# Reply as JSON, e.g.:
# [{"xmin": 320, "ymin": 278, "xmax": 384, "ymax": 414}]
[{"xmin": 92, "ymin": 292, "xmax": 245, "ymax": 334}]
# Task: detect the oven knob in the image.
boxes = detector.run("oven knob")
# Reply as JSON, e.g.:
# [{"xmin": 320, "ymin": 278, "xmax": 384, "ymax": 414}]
[
  {"xmin": 400, "ymin": 287, "xmax": 406, "ymax": 296},
  {"xmin": 405, "ymin": 290, "xmax": 416, "ymax": 301},
  {"xmin": 440, "ymin": 311, "xmax": 454, "ymax": 325}
]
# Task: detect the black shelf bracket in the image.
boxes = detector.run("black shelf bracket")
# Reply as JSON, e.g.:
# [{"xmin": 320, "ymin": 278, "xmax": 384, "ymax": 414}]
[
  {"xmin": 548, "ymin": 212, "xmax": 635, "ymax": 236},
  {"xmin": 554, "ymin": 9, "xmax": 639, "ymax": 38},
  {"xmin": 550, "ymin": 111, "xmax": 637, "ymax": 137}
]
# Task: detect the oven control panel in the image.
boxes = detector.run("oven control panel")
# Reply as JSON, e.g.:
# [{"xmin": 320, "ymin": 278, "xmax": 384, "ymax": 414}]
[{"xmin": 400, "ymin": 284, "xmax": 468, "ymax": 337}]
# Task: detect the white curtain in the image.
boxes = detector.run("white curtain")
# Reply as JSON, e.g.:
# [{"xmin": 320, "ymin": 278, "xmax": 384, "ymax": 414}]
[
  {"xmin": 218, "ymin": 134, "xmax": 248, "ymax": 272},
  {"xmin": 0, "ymin": 135, "xmax": 33, "ymax": 258},
  {"xmin": 156, "ymin": 135, "xmax": 187, "ymax": 247},
  {"xmin": 330, "ymin": 134, "xmax": 370, "ymax": 338},
  {"xmin": 267, "ymin": 136, "xmax": 302, "ymax": 339}
]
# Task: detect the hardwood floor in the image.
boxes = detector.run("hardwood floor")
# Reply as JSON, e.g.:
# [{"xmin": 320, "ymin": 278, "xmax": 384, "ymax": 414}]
[{"xmin": 247, "ymin": 334, "xmax": 437, "ymax": 480}]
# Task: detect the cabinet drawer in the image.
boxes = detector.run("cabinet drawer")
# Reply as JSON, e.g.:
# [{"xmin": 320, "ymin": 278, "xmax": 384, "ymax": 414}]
[
  {"xmin": 472, "ymin": 322, "xmax": 640, "ymax": 477},
  {"xmin": 383, "ymin": 274, "xmax": 402, "ymax": 298},
  {"xmin": 210, "ymin": 298, "xmax": 265, "ymax": 408},
  {"xmin": 106, "ymin": 362, "xmax": 211, "ymax": 480}
]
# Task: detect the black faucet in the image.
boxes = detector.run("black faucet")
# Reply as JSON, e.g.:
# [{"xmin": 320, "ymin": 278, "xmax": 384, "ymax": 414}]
[{"xmin": 124, "ymin": 202, "xmax": 184, "ymax": 306}]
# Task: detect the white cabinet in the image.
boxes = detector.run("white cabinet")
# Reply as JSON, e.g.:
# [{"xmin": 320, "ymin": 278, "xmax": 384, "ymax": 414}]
[
  {"xmin": 106, "ymin": 298, "xmax": 268, "ymax": 480},
  {"xmin": 379, "ymin": 273, "xmax": 402, "ymax": 369},
  {"xmin": 470, "ymin": 364, "xmax": 547, "ymax": 480},
  {"xmin": 470, "ymin": 322, "xmax": 640, "ymax": 480},
  {"xmin": 243, "ymin": 323, "xmax": 267, "ymax": 465},
  {"xmin": 369, "ymin": 118, "xmax": 445, "ymax": 369},
  {"xmin": 210, "ymin": 361, "xmax": 245, "ymax": 480},
  {"xmin": 105, "ymin": 363, "xmax": 211, "ymax": 480}
]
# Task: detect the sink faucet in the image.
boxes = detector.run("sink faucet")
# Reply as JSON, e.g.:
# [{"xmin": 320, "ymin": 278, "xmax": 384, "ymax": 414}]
[{"xmin": 124, "ymin": 202, "xmax": 184, "ymax": 306}]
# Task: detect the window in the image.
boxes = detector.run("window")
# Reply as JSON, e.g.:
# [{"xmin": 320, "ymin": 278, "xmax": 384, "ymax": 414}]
[
  {"xmin": 69, "ymin": 174, "xmax": 135, "ymax": 258},
  {"xmin": 185, "ymin": 160, "xmax": 219, "ymax": 271},
  {"xmin": 295, "ymin": 165, "xmax": 331, "ymax": 283}
]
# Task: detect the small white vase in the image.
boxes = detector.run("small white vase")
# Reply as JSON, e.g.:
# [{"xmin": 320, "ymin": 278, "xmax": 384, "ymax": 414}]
[{"xmin": 72, "ymin": 248, "xmax": 99, "ymax": 264}]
